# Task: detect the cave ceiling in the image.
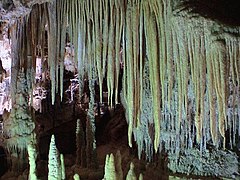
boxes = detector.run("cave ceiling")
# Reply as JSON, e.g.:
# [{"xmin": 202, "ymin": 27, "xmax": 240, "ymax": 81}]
[{"xmin": 1, "ymin": 0, "xmax": 240, "ymax": 26}]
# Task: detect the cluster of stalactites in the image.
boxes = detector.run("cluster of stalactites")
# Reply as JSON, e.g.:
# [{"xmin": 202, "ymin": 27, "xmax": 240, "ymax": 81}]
[
  {"xmin": 11, "ymin": 0, "xmax": 240, "ymax": 160},
  {"xmin": 66, "ymin": 0, "xmax": 124, "ymax": 107},
  {"xmin": 10, "ymin": 0, "xmax": 68, "ymax": 105},
  {"xmin": 63, "ymin": 0, "xmax": 240, "ymax": 159},
  {"xmin": 66, "ymin": 0, "xmax": 162, "ymax": 153},
  {"xmin": 165, "ymin": 16, "xmax": 240, "ymax": 154}
]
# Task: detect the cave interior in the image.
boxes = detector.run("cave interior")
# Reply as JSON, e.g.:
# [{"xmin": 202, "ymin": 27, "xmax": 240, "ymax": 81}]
[{"xmin": 0, "ymin": 0, "xmax": 240, "ymax": 179}]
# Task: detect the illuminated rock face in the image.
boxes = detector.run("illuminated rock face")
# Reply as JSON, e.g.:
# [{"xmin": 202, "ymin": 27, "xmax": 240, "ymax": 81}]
[{"xmin": 3, "ymin": 69, "xmax": 35, "ymax": 153}]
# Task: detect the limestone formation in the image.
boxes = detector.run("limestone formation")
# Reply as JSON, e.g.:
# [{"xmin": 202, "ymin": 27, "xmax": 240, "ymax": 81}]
[
  {"xmin": 27, "ymin": 142, "xmax": 37, "ymax": 180},
  {"xmin": 73, "ymin": 173, "xmax": 80, "ymax": 180},
  {"xmin": 48, "ymin": 135, "xmax": 62, "ymax": 180},
  {"xmin": 103, "ymin": 154, "xmax": 117, "ymax": 180},
  {"xmin": 3, "ymin": 69, "xmax": 36, "ymax": 172},
  {"xmin": 75, "ymin": 119, "xmax": 85, "ymax": 167},
  {"xmin": 126, "ymin": 162, "xmax": 137, "ymax": 180},
  {"xmin": 60, "ymin": 154, "xmax": 65, "ymax": 180},
  {"xmin": 103, "ymin": 151, "xmax": 123, "ymax": 180},
  {"xmin": 1, "ymin": 0, "xmax": 240, "ymax": 178}
]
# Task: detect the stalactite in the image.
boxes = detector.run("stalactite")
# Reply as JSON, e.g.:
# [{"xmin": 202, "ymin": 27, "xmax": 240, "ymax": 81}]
[
  {"xmin": 133, "ymin": 2, "xmax": 141, "ymax": 127},
  {"xmin": 122, "ymin": 20, "xmax": 128, "ymax": 110},
  {"xmin": 114, "ymin": 0, "xmax": 124, "ymax": 105},
  {"xmin": 133, "ymin": 57, "xmax": 153, "ymax": 160},
  {"xmin": 206, "ymin": 38, "xmax": 218, "ymax": 146},
  {"xmin": 78, "ymin": 1, "xmax": 86, "ymax": 99},
  {"xmin": 94, "ymin": 0, "xmax": 103, "ymax": 103},
  {"xmin": 152, "ymin": 0, "xmax": 167, "ymax": 111},
  {"xmin": 143, "ymin": 2, "xmax": 161, "ymax": 153},
  {"xmin": 107, "ymin": 0, "xmax": 115, "ymax": 108},
  {"xmin": 125, "ymin": 1, "xmax": 135, "ymax": 148},
  {"xmin": 28, "ymin": 9, "xmax": 38, "ymax": 104},
  {"xmin": 10, "ymin": 20, "xmax": 21, "ymax": 105},
  {"xmin": 59, "ymin": 0, "xmax": 67, "ymax": 101},
  {"xmin": 139, "ymin": 2, "xmax": 144, "ymax": 128},
  {"xmin": 55, "ymin": 0, "xmax": 60, "ymax": 95},
  {"xmin": 166, "ymin": 3, "xmax": 174, "ymax": 110},
  {"xmin": 72, "ymin": 0, "xmax": 79, "ymax": 69},
  {"xmin": 211, "ymin": 41, "xmax": 226, "ymax": 148},
  {"xmin": 102, "ymin": 0, "xmax": 109, "ymax": 81},
  {"xmin": 47, "ymin": 0, "xmax": 57, "ymax": 105}
]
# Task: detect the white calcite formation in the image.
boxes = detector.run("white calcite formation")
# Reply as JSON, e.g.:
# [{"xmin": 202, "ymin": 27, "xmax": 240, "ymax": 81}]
[
  {"xmin": 103, "ymin": 153, "xmax": 117, "ymax": 180},
  {"xmin": 27, "ymin": 142, "xmax": 38, "ymax": 180},
  {"xmin": 1, "ymin": 0, "xmax": 240, "ymax": 178},
  {"xmin": 103, "ymin": 151, "xmax": 123, "ymax": 180},
  {"xmin": 73, "ymin": 174, "xmax": 80, "ymax": 180},
  {"xmin": 60, "ymin": 154, "xmax": 65, "ymax": 180},
  {"xmin": 3, "ymin": 69, "xmax": 35, "ymax": 154},
  {"xmin": 126, "ymin": 162, "xmax": 137, "ymax": 180},
  {"xmin": 48, "ymin": 135, "xmax": 62, "ymax": 180}
]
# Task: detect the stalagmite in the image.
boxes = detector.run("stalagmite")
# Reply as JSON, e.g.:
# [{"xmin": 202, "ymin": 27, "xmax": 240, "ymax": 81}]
[
  {"xmin": 60, "ymin": 154, "xmax": 66, "ymax": 180},
  {"xmin": 126, "ymin": 162, "xmax": 137, "ymax": 180},
  {"xmin": 103, "ymin": 151, "xmax": 123, "ymax": 180},
  {"xmin": 115, "ymin": 150, "xmax": 123, "ymax": 180},
  {"xmin": 27, "ymin": 142, "xmax": 38, "ymax": 180},
  {"xmin": 73, "ymin": 174, "xmax": 80, "ymax": 180},
  {"xmin": 48, "ymin": 135, "xmax": 62, "ymax": 180},
  {"xmin": 75, "ymin": 119, "xmax": 85, "ymax": 166},
  {"xmin": 103, "ymin": 154, "xmax": 117, "ymax": 180}
]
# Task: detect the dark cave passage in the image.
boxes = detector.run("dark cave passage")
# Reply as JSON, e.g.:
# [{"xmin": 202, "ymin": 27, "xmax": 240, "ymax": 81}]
[{"xmin": 0, "ymin": 146, "xmax": 8, "ymax": 177}]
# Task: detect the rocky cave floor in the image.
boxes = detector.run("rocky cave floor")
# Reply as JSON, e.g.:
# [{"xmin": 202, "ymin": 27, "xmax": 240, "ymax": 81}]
[{"xmin": 0, "ymin": 101, "xmax": 239, "ymax": 180}]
